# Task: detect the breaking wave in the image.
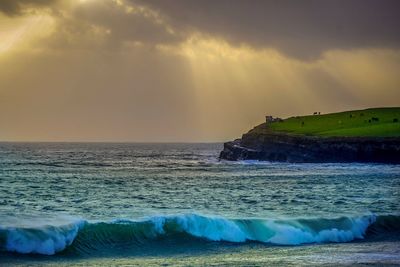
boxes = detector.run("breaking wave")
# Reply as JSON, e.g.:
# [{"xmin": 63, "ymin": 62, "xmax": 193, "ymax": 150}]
[{"xmin": 1, "ymin": 213, "xmax": 399, "ymax": 256}]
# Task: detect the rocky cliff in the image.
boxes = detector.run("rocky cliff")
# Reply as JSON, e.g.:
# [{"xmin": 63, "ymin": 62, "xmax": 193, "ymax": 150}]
[{"xmin": 220, "ymin": 125, "xmax": 400, "ymax": 163}]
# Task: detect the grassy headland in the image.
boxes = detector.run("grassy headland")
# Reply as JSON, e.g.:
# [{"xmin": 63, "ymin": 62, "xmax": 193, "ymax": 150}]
[{"xmin": 266, "ymin": 107, "xmax": 400, "ymax": 137}]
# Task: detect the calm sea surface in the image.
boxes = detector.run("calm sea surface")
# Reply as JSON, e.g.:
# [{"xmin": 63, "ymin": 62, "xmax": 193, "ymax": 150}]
[{"xmin": 0, "ymin": 143, "xmax": 399, "ymax": 266}]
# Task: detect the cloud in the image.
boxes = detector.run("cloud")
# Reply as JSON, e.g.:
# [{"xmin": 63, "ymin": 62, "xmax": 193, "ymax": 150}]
[
  {"xmin": 35, "ymin": 0, "xmax": 184, "ymax": 51},
  {"xmin": 0, "ymin": 0, "xmax": 182, "ymax": 50},
  {"xmin": 0, "ymin": 0, "xmax": 57, "ymax": 15},
  {"xmin": 136, "ymin": 0, "xmax": 400, "ymax": 59},
  {"xmin": 3, "ymin": 0, "xmax": 400, "ymax": 59},
  {"xmin": 1, "ymin": 0, "xmax": 399, "ymax": 142}
]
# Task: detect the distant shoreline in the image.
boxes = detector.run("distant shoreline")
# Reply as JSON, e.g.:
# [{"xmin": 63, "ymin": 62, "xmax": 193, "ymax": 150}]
[{"xmin": 220, "ymin": 107, "xmax": 400, "ymax": 163}]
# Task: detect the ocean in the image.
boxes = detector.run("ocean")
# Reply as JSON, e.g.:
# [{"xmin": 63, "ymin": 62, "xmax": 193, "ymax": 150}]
[{"xmin": 0, "ymin": 142, "xmax": 399, "ymax": 266}]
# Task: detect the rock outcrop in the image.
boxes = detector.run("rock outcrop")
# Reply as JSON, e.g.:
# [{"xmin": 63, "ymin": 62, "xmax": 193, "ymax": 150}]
[{"xmin": 220, "ymin": 125, "xmax": 400, "ymax": 163}]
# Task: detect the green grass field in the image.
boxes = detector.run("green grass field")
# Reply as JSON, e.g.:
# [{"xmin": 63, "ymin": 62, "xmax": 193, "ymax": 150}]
[{"xmin": 267, "ymin": 107, "xmax": 400, "ymax": 137}]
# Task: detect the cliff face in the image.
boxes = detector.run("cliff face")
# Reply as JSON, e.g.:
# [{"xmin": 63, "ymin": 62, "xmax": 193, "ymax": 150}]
[{"xmin": 220, "ymin": 128, "xmax": 400, "ymax": 163}]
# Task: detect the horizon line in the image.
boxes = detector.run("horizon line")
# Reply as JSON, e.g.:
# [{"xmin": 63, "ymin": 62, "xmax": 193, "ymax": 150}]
[{"xmin": 0, "ymin": 140, "xmax": 225, "ymax": 144}]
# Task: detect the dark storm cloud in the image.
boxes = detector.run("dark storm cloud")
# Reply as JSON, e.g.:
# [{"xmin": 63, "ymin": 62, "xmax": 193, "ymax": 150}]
[
  {"xmin": 41, "ymin": 1, "xmax": 183, "ymax": 50},
  {"xmin": 136, "ymin": 0, "xmax": 400, "ymax": 59},
  {"xmin": 70, "ymin": 1, "xmax": 183, "ymax": 46},
  {"xmin": 0, "ymin": 0, "xmax": 57, "ymax": 15},
  {"xmin": 5, "ymin": 0, "xmax": 399, "ymax": 58}
]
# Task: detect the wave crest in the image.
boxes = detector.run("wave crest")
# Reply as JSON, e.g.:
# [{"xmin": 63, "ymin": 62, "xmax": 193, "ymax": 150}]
[
  {"xmin": 1, "ymin": 213, "xmax": 398, "ymax": 255},
  {"xmin": 0, "ymin": 220, "xmax": 84, "ymax": 255}
]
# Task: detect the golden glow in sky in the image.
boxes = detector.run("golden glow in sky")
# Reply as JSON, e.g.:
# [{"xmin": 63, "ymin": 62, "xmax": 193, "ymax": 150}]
[
  {"xmin": 0, "ymin": 13, "xmax": 54, "ymax": 54},
  {"xmin": 0, "ymin": 0, "xmax": 399, "ymax": 142}
]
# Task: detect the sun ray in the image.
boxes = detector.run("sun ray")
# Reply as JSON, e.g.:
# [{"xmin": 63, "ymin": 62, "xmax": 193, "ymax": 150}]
[{"xmin": 0, "ymin": 13, "xmax": 54, "ymax": 55}]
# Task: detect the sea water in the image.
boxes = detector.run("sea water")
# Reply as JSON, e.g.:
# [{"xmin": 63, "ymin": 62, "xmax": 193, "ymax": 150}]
[{"xmin": 0, "ymin": 142, "xmax": 399, "ymax": 266}]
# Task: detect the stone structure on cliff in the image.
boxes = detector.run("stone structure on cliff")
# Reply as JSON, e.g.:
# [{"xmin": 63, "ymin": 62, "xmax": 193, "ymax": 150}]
[{"xmin": 266, "ymin": 116, "xmax": 283, "ymax": 124}]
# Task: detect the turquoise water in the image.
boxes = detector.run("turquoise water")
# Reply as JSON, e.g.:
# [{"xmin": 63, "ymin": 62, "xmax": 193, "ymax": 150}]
[{"xmin": 0, "ymin": 143, "xmax": 399, "ymax": 265}]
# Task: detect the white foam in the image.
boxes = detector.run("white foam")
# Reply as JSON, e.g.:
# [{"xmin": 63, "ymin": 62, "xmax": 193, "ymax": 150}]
[
  {"xmin": 2, "ymin": 220, "xmax": 84, "ymax": 255},
  {"xmin": 149, "ymin": 213, "xmax": 376, "ymax": 245},
  {"xmin": 261, "ymin": 215, "xmax": 375, "ymax": 245},
  {"xmin": 175, "ymin": 214, "xmax": 247, "ymax": 242}
]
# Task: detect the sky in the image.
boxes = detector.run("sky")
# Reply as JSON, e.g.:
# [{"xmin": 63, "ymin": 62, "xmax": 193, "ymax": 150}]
[{"xmin": 0, "ymin": 0, "xmax": 399, "ymax": 142}]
